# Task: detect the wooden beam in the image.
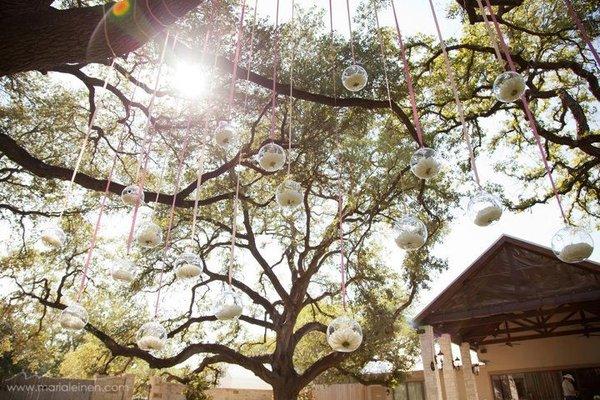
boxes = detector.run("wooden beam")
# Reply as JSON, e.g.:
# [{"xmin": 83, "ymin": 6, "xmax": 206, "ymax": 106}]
[
  {"xmin": 425, "ymin": 290, "xmax": 600, "ymax": 324},
  {"xmin": 465, "ymin": 317, "xmax": 600, "ymax": 342},
  {"xmin": 477, "ymin": 327, "xmax": 600, "ymax": 346}
]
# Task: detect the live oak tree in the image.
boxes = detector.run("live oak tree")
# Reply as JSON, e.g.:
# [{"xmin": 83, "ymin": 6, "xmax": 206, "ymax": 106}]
[{"xmin": 0, "ymin": 0, "xmax": 598, "ymax": 399}]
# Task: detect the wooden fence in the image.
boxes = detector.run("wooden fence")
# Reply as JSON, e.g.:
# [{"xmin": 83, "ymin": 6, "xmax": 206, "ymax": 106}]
[
  {"xmin": 311, "ymin": 383, "xmax": 393, "ymax": 400},
  {"xmin": 204, "ymin": 388, "xmax": 273, "ymax": 400},
  {"xmin": 0, "ymin": 374, "xmax": 135, "ymax": 400},
  {"xmin": 148, "ymin": 377, "xmax": 186, "ymax": 400}
]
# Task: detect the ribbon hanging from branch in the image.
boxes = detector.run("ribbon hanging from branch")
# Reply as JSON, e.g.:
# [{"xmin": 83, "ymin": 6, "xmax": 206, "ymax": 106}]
[
  {"xmin": 268, "ymin": 0, "xmax": 281, "ymax": 141},
  {"xmin": 329, "ymin": 0, "xmax": 347, "ymax": 311},
  {"xmin": 390, "ymin": 0, "xmax": 425, "ymax": 148},
  {"xmin": 563, "ymin": 0, "xmax": 600, "ymax": 68},
  {"xmin": 478, "ymin": 0, "xmax": 568, "ymax": 222},
  {"xmin": 287, "ymin": 0, "xmax": 296, "ymax": 176},
  {"xmin": 373, "ymin": 5, "xmax": 393, "ymax": 110},
  {"xmin": 427, "ymin": 0, "xmax": 481, "ymax": 187},
  {"xmin": 227, "ymin": 0, "xmax": 252, "ymax": 287},
  {"xmin": 126, "ymin": 33, "xmax": 172, "ymax": 253},
  {"xmin": 76, "ymin": 81, "xmax": 140, "ymax": 302},
  {"xmin": 345, "ymin": 0, "xmax": 357, "ymax": 64},
  {"xmin": 60, "ymin": 59, "xmax": 116, "ymax": 219},
  {"xmin": 227, "ymin": 0, "xmax": 247, "ymax": 115}
]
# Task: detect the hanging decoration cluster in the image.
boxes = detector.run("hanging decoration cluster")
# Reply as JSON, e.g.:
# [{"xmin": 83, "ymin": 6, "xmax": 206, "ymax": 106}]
[{"xmin": 38, "ymin": 0, "xmax": 595, "ymax": 357}]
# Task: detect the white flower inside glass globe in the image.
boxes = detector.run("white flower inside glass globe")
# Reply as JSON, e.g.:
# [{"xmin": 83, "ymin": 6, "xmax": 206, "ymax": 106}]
[
  {"xmin": 121, "ymin": 185, "xmax": 144, "ymax": 206},
  {"xmin": 341, "ymin": 65, "xmax": 368, "ymax": 92},
  {"xmin": 493, "ymin": 71, "xmax": 526, "ymax": 103},
  {"xmin": 327, "ymin": 315, "xmax": 363, "ymax": 352},
  {"xmin": 40, "ymin": 224, "xmax": 66, "ymax": 249},
  {"xmin": 276, "ymin": 179, "xmax": 303, "ymax": 209},
  {"xmin": 173, "ymin": 61, "xmax": 208, "ymax": 99},
  {"xmin": 551, "ymin": 225, "xmax": 594, "ymax": 264},
  {"xmin": 214, "ymin": 287, "xmax": 243, "ymax": 320},
  {"xmin": 59, "ymin": 303, "xmax": 89, "ymax": 331},
  {"xmin": 410, "ymin": 147, "xmax": 441, "ymax": 180},
  {"xmin": 394, "ymin": 215, "xmax": 428, "ymax": 251},
  {"xmin": 136, "ymin": 321, "xmax": 167, "ymax": 352},
  {"xmin": 175, "ymin": 251, "xmax": 202, "ymax": 279},
  {"xmin": 135, "ymin": 221, "xmax": 163, "ymax": 248},
  {"xmin": 468, "ymin": 191, "xmax": 503, "ymax": 227},
  {"xmin": 111, "ymin": 259, "xmax": 137, "ymax": 283},
  {"xmin": 258, "ymin": 142, "xmax": 286, "ymax": 172},
  {"xmin": 214, "ymin": 121, "xmax": 236, "ymax": 149}
]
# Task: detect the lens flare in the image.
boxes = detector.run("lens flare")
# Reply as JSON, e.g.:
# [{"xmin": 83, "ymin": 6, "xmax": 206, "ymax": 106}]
[{"xmin": 112, "ymin": 0, "xmax": 131, "ymax": 17}]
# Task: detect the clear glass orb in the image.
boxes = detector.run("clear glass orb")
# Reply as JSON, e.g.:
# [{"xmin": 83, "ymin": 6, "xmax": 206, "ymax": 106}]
[
  {"xmin": 394, "ymin": 215, "xmax": 428, "ymax": 251},
  {"xmin": 135, "ymin": 221, "xmax": 163, "ymax": 249},
  {"xmin": 551, "ymin": 225, "xmax": 594, "ymax": 263},
  {"xmin": 214, "ymin": 120, "xmax": 236, "ymax": 149},
  {"xmin": 327, "ymin": 315, "xmax": 363, "ymax": 352},
  {"xmin": 40, "ymin": 224, "xmax": 66, "ymax": 249},
  {"xmin": 258, "ymin": 143, "xmax": 286, "ymax": 172},
  {"xmin": 111, "ymin": 259, "xmax": 137, "ymax": 283},
  {"xmin": 121, "ymin": 185, "xmax": 145, "ymax": 206},
  {"xmin": 410, "ymin": 147, "xmax": 441, "ymax": 180},
  {"xmin": 175, "ymin": 251, "xmax": 202, "ymax": 279},
  {"xmin": 214, "ymin": 287, "xmax": 243, "ymax": 320},
  {"xmin": 59, "ymin": 303, "xmax": 88, "ymax": 331},
  {"xmin": 342, "ymin": 65, "xmax": 368, "ymax": 92},
  {"xmin": 493, "ymin": 71, "xmax": 526, "ymax": 103},
  {"xmin": 468, "ymin": 191, "xmax": 503, "ymax": 227},
  {"xmin": 276, "ymin": 179, "xmax": 303, "ymax": 209},
  {"xmin": 136, "ymin": 321, "xmax": 167, "ymax": 352}
]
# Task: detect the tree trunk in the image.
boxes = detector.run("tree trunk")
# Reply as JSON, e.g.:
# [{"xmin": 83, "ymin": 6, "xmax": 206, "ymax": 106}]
[
  {"xmin": 0, "ymin": 0, "xmax": 203, "ymax": 76},
  {"xmin": 272, "ymin": 380, "xmax": 301, "ymax": 400}
]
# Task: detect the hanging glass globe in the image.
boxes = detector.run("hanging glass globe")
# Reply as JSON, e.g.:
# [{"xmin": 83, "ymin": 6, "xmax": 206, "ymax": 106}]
[
  {"xmin": 136, "ymin": 321, "xmax": 167, "ymax": 352},
  {"xmin": 121, "ymin": 185, "xmax": 145, "ymax": 206},
  {"xmin": 551, "ymin": 225, "xmax": 594, "ymax": 263},
  {"xmin": 394, "ymin": 215, "xmax": 427, "ymax": 251},
  {"xmin": 135, "ymin": 221, "xmax": 163, "ymax": 248},
  {"xmin": 410, "ymin": 147, "xmax": 441, "ymax": 180},
  {"xmin": 468, "ymin": 191, "xmax": 503, "ymax": 227},
  {"xmin": 327, "ymin": 315, "xmax": 363, "ymax": 352},
  {"xmin": 175, "ymin": 251, "xmax": 202, "ymax": 279},
  {"xmin": 214, "ymin": 120, "xmax": 236, "ymax": 149},
  {"xmin": 59, "ymin": 303, "xmax": 88, "ymax": 331},
  {"xmin": 276, "ymin": 179, "xmax": 303, "ymax": 209},
  {"xmin": 341, "ymin": 65, "xmax": 368, "ymax": 92},
  {"xmin": 40, "ymin": 224, "xmax": 66, "ymax": 249},
  {"xmin": 258, "ymin": 142, "xmax": 286, "ymax": 172},
  {"xmin": 214, "ymin": 287, "xmax": 243, "ymax": 320},
  {"xmin": 493, "ymin": 71, "xmax": 526, "ymax": 103},
  {"xmin": 111, "ymin": 259, "xmax": 137, "ymax": 283}
]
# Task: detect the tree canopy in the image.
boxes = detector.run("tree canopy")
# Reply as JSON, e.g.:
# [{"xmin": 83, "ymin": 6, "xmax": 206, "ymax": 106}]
[{"xmin": 0, "ymin": 0, "xmax": 598, "ymax": 399}]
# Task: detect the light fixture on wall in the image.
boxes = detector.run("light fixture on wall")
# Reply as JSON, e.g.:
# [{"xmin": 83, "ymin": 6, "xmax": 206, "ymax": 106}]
[
  {"xmin": 452, "ymin": 356, "xmax": 462, "ymax": 369},
  {"xmin": 472, "ymin": 363, "xmax": 481, "ymax": 375},
  {"xmin": 435, "ymin": 350, "xmax": 444, "ymax": 370}
]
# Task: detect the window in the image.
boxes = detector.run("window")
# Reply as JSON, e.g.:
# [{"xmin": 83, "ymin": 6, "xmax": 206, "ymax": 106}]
[
  {"xmin": 491, "ymin": 371, "xmax": 562, "ymax": 400},
  {"xmin": 394, "ymin": 382, "xmax": 425, "ymax": 400}
]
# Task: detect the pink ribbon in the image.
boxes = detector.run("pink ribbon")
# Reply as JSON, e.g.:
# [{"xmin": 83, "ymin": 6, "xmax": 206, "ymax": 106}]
[
  {"xmin": 483, "ymin": 0, "xmax": 567, "ymax": 222},
  {"xmin": 268, "ymin": 0, "xmax": 281, "ymax": 141},
  {"xmin": 390, "ymin": 0, "xmax": 425, "ymax": 147},
  {"xmin": 563, "ymin": 0, "xmax": 600, "ymax": 68},
  {"xmin": 428, "ymin": 0, "xmax": 481, "ymax": 187},
  {"xmin": 126, "ymin": 32, "xmax": 172, "ymax": 253}
]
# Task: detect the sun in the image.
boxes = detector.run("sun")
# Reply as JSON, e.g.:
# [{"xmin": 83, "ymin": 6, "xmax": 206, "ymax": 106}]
[{"xmin": 172, "ymin": 62, "xmax": 209, "ymax": 99}]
